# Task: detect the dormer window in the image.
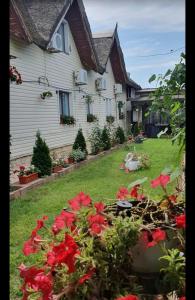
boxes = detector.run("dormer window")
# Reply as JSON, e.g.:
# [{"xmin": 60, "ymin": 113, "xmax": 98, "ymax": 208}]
[{"xmin": 55, "ymin": 20, "xmax": 70, "ymax": 54}]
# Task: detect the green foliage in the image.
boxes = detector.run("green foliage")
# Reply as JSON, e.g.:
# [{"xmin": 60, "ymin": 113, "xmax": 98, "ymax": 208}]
[
  {"xmin": 60, "ymin": 115, "xmax": 76, "ymax": 125},
  {"xmin": 87, "ymin": 114, "xmax": 98, "ymax": 123},
  {"xmin": 147, "ymin": 53, "xmax": 185, "ymax": 152},
  {"xmin": 88, "ymin": 125, "xmax": 103, "ymax": 154},
  {"xmin": 40, "ymin": 91, "xmax": 53, "ymax": 99},
  {"xmin": 73, "ymin": 128, "xmax": 88, "ymax": 155},
  {"xmin": 116, "ymin": 126, "xmax": 126, "ymax": 144},
  {"xmin": 133, "ymin": 123, "xmax": 140, "ymax": 137},
  {"xmin": 159, "ymin": 248, "xmax": 185, "ymax": 293},
  {"xmin": 101, "ymin": 126, "xmax": 111, "ymax": 150},
  {"xmin": 69, "ymin": 149, "xmax": 86, "ymax": 162},
  {"xmin": 31, "ymin": 131, "xmax": 52, "ymax": 176},
  {"xmin": 106, "ymin": 115, "xmax": 115, "ymax": 124}
]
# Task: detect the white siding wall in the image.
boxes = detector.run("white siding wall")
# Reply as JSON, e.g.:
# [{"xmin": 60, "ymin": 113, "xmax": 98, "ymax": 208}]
[{"xmin": 10, "ymin": 26, "xmax": 127, "ymax": 160}]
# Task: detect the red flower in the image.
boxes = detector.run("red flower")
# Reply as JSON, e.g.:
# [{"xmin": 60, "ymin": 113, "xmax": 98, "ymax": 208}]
[
  {"xmin": 151, "ymin": 174, "xmax": 170, "ymax": 188},
  {"xmin": 68, "ymin": 192, "xmax": 92, "ymax": 210},
  {"xmin": 115, "ymin": 295, "xmax": 139, "ymax": 300},
  {"xmin": 116, "ymin": 187, "xmax": 129, "ymax": 200},
  {"xmin": 175, "ymin": 214, "xmax": 186, "ymax": 228},
  {"xmin": 78, "ymin": 267, "xmax": 96, "ymax": 284},
  {"xmin": 130, "ymin": 185, "xmax": 140, "ymax": 199},
  {"xmin": 88, "ymin": 214, "xmax": 108, "ymax": 235},
  {"xmin": 179, "ymin": 297, "xmax": 185, "ymax": 300},
  {"xmin": 19, "ymin": 264, "xmax": 53, "ymax": 300},
  {"xmin": 168, "ymin": 194, "xmax": 177, "ymax": 203},
  {"xmin": 94, "ymin": 202, "xmax": 105, "ymax": 213},
  {"xmin": 141, "ymin": 228, "xmax": 166, "ymax": 248},
  {"xmin": 19, "ymin": 165, "xmax": 25, "ymax": 171},
  {"xmin": 47, "ymin": 234, "xmax": 80, "ymax": 273},
  {"xmin": 23, "ymin": 234, "xmax": 42, "ymax": 256},
  {"xmin": 52, "ymin": 211, "xmax": 75, "ymax": 235}
]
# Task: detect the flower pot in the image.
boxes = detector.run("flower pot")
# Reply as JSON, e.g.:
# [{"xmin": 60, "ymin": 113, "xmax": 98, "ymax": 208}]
[
  {"xmin": 52, "ymin": 165, "xmax": 63, "ymax": 173},
  {"xmin": 68, "ymin": 157, "xmax": 74, "ymax": 164},
  {"xmin": 18, "ymin": 172, "xmax": 38, "ymax": 184},
  {"xmin": 125, "ymin": 160, "xmax": 140, "ymax": 171},
  {"xmin": 131, "ymin": 230, "xmax": 179, "ymax": 273}
]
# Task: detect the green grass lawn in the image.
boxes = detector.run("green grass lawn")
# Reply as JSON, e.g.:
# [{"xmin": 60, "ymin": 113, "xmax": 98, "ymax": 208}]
[{"xmin": 10, "ymin": 138, "xmax": 182, "ymax": 299}]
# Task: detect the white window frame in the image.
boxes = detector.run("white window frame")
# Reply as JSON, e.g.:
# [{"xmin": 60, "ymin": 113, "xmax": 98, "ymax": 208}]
[{"xmin": 57, "ymin": 20, "xmax": 70, "ymax": 54}]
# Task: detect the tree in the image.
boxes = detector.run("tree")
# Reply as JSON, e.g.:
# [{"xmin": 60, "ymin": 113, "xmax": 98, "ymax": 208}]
[
  {"xmin": 101, "ymin": 126, "xmax": 111, "ymax": 150},
  {"xmin": 73, "ymin": 128, "xmax": 88, "ymax": 155},
  {"xmin": 31, "ymin": 131, "xmax": 52, "ymax": 176},
  {"xmin": 116, "ymin": 126, "xmax": 126, "ymax": 144},
  {"xmin": 147, "ymin": 53, "xmax": 185, "ymax": 152}
]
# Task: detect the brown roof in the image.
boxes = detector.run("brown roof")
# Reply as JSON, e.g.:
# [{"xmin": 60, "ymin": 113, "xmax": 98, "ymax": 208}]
[{"xmin": 93, "ymin": 26, "xmax": 141, "ymax": 89}]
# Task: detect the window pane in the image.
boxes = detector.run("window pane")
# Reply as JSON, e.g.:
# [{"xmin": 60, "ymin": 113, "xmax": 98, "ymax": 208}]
[
  {"xmin": 57, "ymin": 24, "xmax": 65, "ymax": 52},
  {"xmin": 60, "ymin": 92, "xmax": 70, "ymax": 116}
]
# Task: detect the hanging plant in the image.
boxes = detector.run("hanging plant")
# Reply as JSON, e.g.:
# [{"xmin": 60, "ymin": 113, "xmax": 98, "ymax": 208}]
[
  {"xmin": 40, "ymin": 91, "xmax": 53, "ymax": 99},
  {"xmin": 118, "ymin": 101, "xmax": 125, "ymax": 109},
  {"xmin": 83, "ymin": 94, "xmax": 93, "ymax": 104},
  {"xmin": 106, "ymin": 115, "xmax": 115, "ymax": 124},
  {"xmin": 87, "ymin": 114, "xmax": 98, "ymax": 123},
  {"xmin": 60, "ymin": 115, "xmax": 76, "ymax": 125},
  {"xmin": 9, "ymin": 66, "xmax": 22, "ymax": 84}
]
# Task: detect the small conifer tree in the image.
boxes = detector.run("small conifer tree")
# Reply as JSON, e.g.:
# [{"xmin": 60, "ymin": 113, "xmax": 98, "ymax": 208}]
[
  {"xmin": 101, "ymin": 126, "xmax": 111, "ymax": 150},
  {"xmin": 116, "ymin": 126, "xmax": 126, "ymax": 144},
  {"xmin": 31, "ymin": 130, "xmax": 52, "ymax": 176},
  {"xmin": 73, "ymin": 128, "xmax": 88, "ymax": 155}
]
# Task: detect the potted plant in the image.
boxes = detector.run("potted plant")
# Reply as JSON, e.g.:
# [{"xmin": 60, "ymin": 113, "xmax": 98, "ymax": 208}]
[
  {"xmin": 14, "ymin": 165, "xmax": 40, "ymax": 184},
  {"xmin": 68, "ymin": 149, "xmax": 86, "ymax": 163},
  {"xmin": 60, "ymin": 115, "xmax": 76, "ymax": 125},
  {"xmin": 106, "ymin": 115, "xmax": 115, "ymax": 124},
  {"xmin": 52, "ymin": 159, "xmax": 64, "ymax": 173},
  {"xmin": 9, "ymin": 65, "xmax": 22, "ymax": 84},
  {"xmin": 87, "ymin": 114, "xmax": 98, "ymax": 123},
  {"xmin": 40, "ymin": 91, "xmax": 53, "ymax": 99}
]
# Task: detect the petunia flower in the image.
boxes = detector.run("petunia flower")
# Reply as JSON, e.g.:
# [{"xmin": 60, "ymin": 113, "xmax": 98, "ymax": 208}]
[
  {"xmin": 94, "ymin": 202, "xmax": 105, "ymax": 213},
  {"xmin": 68, "ymin": 192, "xmax": 92, "ymax": 211},
  {"xmin": 175, "ymin": 214, "xmax": 186, "ymax": 228},
  {"xmin": 116, "ymin": 187, "xmax": 129, "ymax": 200},
  {"xmin": 151, "ymin": 174, "xmax": 170, "ymax": 188},
  {"xmin": 78, "ymin": 267, "xmax": 96, "ymax": 285},
  {"xmin": 115, "ymin": 295, "xmax": 139, "ymax": 300}
]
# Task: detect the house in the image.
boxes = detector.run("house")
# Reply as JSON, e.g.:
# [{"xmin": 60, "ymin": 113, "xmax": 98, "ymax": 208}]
[{"xmin": 10, "ymin": 0, "xmax": 141, "ymax": 183}]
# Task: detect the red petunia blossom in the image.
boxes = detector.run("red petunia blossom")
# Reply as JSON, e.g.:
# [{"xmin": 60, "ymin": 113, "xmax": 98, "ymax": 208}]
[
  {"xmin": 141, "ymin": 228, "xmax": 166, "ymax": 248},
  {"xmin": 68, "ymin": 192, "xmax": 92, "ymax": 211},
  {"xmin": 52, "ymin": 211, "xmax": 75, "ymax": 235},
  {"xmin": 19, "ymin": 264, "xmax": 53, "ymax": 300},
  {"xmin": 115, "ymin": 295, "xmax": 139, "ymax": 300},
  {"xmin": 19, "ymin": 165, "xmax": 25, "ymax": 171},
  {"xmin": 23, "ymin": 234, "xmax": 42, "ymax": 256},
  {"xmin": 116, "ymin": 187, "xmax": 129, "ymax": 200},
  {"xmin": 78, "ymin": 267, "xmax": 96, "ymax": 284},
  {"xmin": 175, "ymin": 214, "xmax": 186, "ymax": 228},
  {"xmin": 151, "ymin": 174, "xmax": 170, "ymax": 188},
  {"xmin": 94, "ymin": 202, "xmax": 105, "ymax": 213},
  {"xmin": 179, "ymin": 297, "xmax": 185, "ymax": 300},
  {"xmin": 130, "ymin": 185, "xmax": 140, "ymax": 199},
  {"xmin": 47, "ymin": 234, "xmax": 80, "ymax": 273},
  {"xmin": 88, "ymin": 214, "xmax": 108, "ymax": 235},
  {"xmin": 168, "ymin": 194, "xmax": 177, "ymax": 203}
]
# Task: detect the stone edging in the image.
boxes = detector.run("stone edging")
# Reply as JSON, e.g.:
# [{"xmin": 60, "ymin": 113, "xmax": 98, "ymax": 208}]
[{"xmin": 10, "ymin": 144, "xmax": 124, "ymax": 200}]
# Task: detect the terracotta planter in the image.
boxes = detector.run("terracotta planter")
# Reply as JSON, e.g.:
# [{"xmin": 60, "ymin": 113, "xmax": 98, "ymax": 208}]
[
  {"xmin": 131, "ymin": 229, "xmax": 179, "ymax": 273},
  {"xmin": 68, "ymin": 157, "xmax": 74, "ymax": 164},
  {"xmin": 52, "ymin": 165, "xmax": 63, "ymax": 173},
  {"xmin": 18, "ymin": 172, "xmax": 38, "ymax": 184}
]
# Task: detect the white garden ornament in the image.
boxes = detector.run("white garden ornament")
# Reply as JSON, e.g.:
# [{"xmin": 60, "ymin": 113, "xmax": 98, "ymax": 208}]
[{"xmin": 124, "ymin": 152, "xmax": 141, "ymax": 171}]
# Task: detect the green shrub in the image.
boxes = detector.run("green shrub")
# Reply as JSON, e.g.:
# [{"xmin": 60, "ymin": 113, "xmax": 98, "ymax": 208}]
[
  {"xmin": 133, "ymin": 123, "xmax": 140, "ymax": 137},
  {"xmin": 73, "ymin": 128, "xmax": 88, "ymax": 155},
  {"xmin": 116, "ymin": 126, "xmax": 126, "ymax": 144},
  {"xmin": 88, "ymin": 125, "xmax": 103, "ymax": 154},
  {"xmin": 101, "ymin": 126, "xmax": 111, "ymax": 150},
  {"xmin": 31, "ymin": 131, "xmax": 52, "ymax": 176},
  {"xmin": 69, "ymin": 149, "xmax": 86, "ymax": 162}
]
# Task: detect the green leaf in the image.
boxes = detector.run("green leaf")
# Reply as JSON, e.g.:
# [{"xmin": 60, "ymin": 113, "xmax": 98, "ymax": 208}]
[
  {"xmin": 161, "ymin": 166, "xmax": 173, "ymax": 175},
  {"xmin": 128, "ymin": 177, "xmax": 148, "ymax": 189},
  {"xmin": 148, "ymin": 74, "xmax": 156, "ymax": 83},
  {"xmin": 164, "ymin": 69, "xmax": 172, "ymax": 78},
  {"xmin": 170, "ymin": 168, "xmax": 181, "ymax": 182}
]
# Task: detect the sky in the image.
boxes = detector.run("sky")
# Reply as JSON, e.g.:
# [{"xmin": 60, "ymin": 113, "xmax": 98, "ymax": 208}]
[{"xmin": 83, "ymin": 0, "xmax": 185, "ymax": 88}]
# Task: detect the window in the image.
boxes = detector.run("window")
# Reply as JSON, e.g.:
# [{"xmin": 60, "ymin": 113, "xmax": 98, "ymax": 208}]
[
  {"xmin": 106, "ymin": 99, "xmax": 112, "ymax": 116},
  {"xmin": 56, "ymin": 21, "xmax": 70, "ymax": 53},
  {"xmin": 87, "ymin": 102, "xmax": 93, "ymax": 114},
  {"xmin": 59, "ymin": 92, "xmax": 70, "ymax": 116}
]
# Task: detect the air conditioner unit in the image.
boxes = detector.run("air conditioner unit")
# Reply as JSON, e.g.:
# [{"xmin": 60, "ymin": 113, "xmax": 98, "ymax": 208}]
[
  {"xmin": 52, "ymin": 33, "xmax": 63, "ymax": 51},
  {"xmin": 74, "ymin": 69, "xmax": 88, "ymax": 85},
  {"xmin": 114, "ymin": 83, "xmax": 122, "ymax": 94},
  {"xmin": 95, "ymin": 78, "xmax": 107, "ymax": 91}
]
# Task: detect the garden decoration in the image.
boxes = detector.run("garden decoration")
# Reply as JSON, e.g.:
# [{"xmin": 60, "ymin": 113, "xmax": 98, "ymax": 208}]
[
  {"xmin": 40, "ymin": 91, "xmax": 53, "ymax": 99},
  {"xmin": 9, "ymin": 65, "xmax": 22, "ymax": 84},
  {"xmin": 19, "ymin": 169, "xmax": 185, "ymax": 300},
  {"xmin": 120, "ymin": 152, "xmax": 150, "ymax": 172},
  {"xmin": 14, "ymin": 165, "xmax": 40, "ymax": 184}
]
